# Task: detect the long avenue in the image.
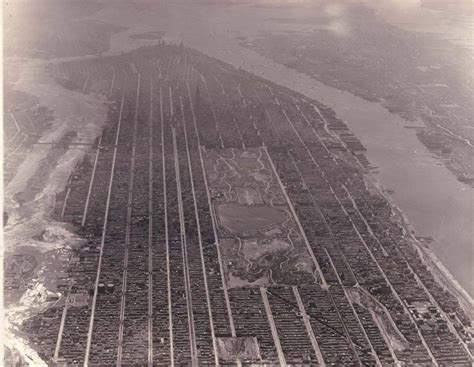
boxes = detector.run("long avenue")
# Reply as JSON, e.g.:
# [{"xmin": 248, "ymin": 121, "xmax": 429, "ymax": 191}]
[{"xmin": 33, "ymin": 44, "xmax": 472, "ymax": 367}]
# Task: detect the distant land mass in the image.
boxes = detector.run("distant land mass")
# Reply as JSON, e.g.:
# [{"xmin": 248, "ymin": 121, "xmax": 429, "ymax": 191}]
[{"xmin": 3, "ymin": 0, "xmax": 473, "ymax": 365}]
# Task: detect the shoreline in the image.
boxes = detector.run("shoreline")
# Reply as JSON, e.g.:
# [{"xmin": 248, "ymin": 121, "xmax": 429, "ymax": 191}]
[
  {"xmin": 3, "ymin": 56, "xmax": 108, "ymax": 365},
  {"xmin": 82, "ymin": 0, "xmax": 474, "ymax": 296},
  {"xmin": 3, "ymin": 4, "xmax": 472, "ymax": 361},
  {"xmin": 368, "ymin": 175, "xmax": 474, "ymax": 318},
  {"xmin": 46, "ymin": 15, "xmax": 474, "ymax": 320}
]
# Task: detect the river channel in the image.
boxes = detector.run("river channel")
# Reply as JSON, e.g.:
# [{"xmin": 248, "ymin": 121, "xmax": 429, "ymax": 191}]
[{"xmin": 91, "ymin": 1, "xmax": 474, "ymax": 296}]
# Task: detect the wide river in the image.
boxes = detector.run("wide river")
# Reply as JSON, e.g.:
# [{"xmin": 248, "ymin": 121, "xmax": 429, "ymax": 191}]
[{"xmin": 90, "ymin": 1, "xmax": 473, "ymax": 296}]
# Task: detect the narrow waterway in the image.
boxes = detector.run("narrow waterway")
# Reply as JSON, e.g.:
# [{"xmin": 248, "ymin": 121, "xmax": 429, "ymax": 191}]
[
  {"xmin": 243, "ymin": 61, "xmax": 474, "ymax": 297},
  {"xmin": 91, "ymin": 1, "xmax": 474, "ymax": 296}
]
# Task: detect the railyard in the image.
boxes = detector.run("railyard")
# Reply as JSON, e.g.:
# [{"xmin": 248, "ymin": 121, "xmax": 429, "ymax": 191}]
[{"xmin": 12, "ymin": 43, "xmax": 474, "ymax": 366}]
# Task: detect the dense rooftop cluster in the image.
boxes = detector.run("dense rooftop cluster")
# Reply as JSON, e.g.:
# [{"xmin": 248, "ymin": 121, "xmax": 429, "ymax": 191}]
[{"xmin": 15, "ymin": 43, "xmax": 473, "ymax": 366}]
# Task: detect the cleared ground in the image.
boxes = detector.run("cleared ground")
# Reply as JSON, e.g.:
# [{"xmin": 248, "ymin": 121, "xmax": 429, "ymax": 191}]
[{"xmin": 216, "ymin": 336, "xmax": 261, "ymax": 363}]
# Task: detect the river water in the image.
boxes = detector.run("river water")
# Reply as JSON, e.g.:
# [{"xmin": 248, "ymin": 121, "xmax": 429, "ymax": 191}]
[{"xmin": 90, "ymin": 1, "xmax": 474, "ymax": 296}]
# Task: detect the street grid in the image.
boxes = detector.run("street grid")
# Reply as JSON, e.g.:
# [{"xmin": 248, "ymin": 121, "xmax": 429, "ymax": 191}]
[{"xmin": 16, "ymin": 44, "xmax": 473, "ymax": 366}]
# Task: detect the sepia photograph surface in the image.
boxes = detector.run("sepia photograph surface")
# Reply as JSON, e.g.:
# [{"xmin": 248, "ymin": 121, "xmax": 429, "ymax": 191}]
[{"xmin": 2, "ymin": 1, "xmax": 473, "ymax": 365}]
